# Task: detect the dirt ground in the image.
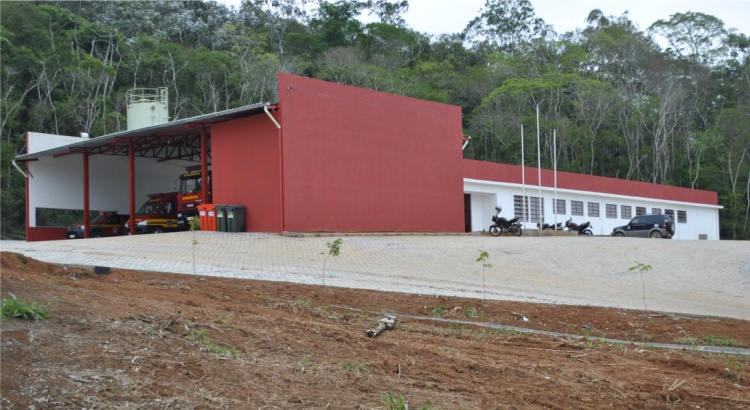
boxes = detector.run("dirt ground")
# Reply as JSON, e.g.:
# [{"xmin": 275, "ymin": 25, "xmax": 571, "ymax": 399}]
[{"xmin": 1, "ymin": 251, "xmax": 749, "ymax": 409}]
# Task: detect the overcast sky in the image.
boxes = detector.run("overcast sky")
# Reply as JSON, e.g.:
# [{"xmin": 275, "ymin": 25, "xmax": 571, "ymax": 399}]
[
  {"xmin": 218, "ymin": 0, "xmax": 749, "ymax": 37},
  {"xmin": 400, "ymin": 0, "xmax": 750, "ymax": 36}
]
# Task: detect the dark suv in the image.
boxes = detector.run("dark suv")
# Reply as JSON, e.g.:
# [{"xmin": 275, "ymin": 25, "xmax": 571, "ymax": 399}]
[{"xmin": 611, "ymin": 214, "xmax": 675, "ymax": 239}]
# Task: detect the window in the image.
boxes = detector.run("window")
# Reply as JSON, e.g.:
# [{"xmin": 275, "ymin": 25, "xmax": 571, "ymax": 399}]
[
  {"xmin": 606, "ymin": 204, "xmax": 617, "ymax": 218},
  {"xmin": 571, "ymin": 201, "xmax": 583, "ymax": 216},
  {"xmin": 587, "ymin": 202, "xmax": 600, "ymax": 217},
  {"xmin": 621, "ymin": 205, "xmax": 632, "ymax": 219},
  {"xmin": 513, "ymin": 195, "xmax": 526, "ymax": 220},
  {"xmin": 514, "ymin": 195, "xmax": 544, "ymax": 223},
  {"xmin": 555, "ymin": 199, "xmax": 566, "ymax": 215},
  {"xmin": 677, "ymin": 210, "xmax": 687, "ymax": 223},
  {"xmin": 636, "ymin": 206, "xmax": 646, "ymax": 216},
  {"xmin": 665, "ymin": 209, "xmax": 674, "ymax": 220},
  {"xmin": 652, "ymin": 208, "xmax": 661, "ymax": 215}
]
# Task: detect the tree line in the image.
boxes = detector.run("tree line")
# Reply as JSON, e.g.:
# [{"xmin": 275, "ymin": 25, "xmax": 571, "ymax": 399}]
[{"xmin": 1, "ymin": 0, "xmax": 748, "ymax": 239}]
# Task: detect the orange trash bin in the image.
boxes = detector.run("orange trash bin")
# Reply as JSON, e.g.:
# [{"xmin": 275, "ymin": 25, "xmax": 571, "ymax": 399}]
[{"xmin": 197, "ymin": 204, "xmax": 217, "ymax": 231}]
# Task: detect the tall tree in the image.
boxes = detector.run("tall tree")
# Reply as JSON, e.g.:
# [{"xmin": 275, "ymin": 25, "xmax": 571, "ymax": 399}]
[
  {"xmin": 463, "ymin": 0, "xmax": 551, "ymax": 55},
  {"xmin": 649, "ymin": 12, "xmax": 731, "ymax": 66}
]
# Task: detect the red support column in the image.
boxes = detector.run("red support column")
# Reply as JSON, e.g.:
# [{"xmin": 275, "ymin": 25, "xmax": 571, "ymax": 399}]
[
  {"xmin": 83, "ymin": 152, "xmax": 90, "ymax": 238},
  {"xmin": 201, "ymin": 127, "xmax": 208, "ymax": 207},
  {"xmin": 129, "ymin": 140, "xmax": 136, "ymax": 235},
  {"xmin": 275, "ymin": 108, "xmax": 284, "ymax": 234}
]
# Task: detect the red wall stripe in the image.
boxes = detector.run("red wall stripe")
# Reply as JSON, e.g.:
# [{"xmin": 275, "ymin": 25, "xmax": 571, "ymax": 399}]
[{"xmin": 462, "ymin": 159, "xmax": 718, "ymax": 205}]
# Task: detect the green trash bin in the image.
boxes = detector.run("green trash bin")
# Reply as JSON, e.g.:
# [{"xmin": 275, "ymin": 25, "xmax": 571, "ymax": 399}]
[
  {"xmin": 226, "ymin": 205, "xmax": 246, "ymax": 232},
  {"xmin": 215, "ymin": 205, "xmax": 228, "ymax": 232}
]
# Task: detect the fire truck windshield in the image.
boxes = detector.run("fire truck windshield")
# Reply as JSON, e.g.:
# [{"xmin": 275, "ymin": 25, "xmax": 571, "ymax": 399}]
[
  {"xmin": 138, "ymin": 200, "xmax": 160, "ymax": 215},
  {"xmin": 179, "ymin": 177, "xmax": 201, "ymax": 193}
]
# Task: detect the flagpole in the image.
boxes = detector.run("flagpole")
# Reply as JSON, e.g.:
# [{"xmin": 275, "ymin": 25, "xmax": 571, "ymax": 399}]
[
  {"xmin": 521, "ymin": 124, "xmax": 526, "ymax": 229},
  {"xmin": 553, "ymin": 129, "xmax": 558, "ymax": 229},
  {"xmin": 536, "ymin": 105, "xmax": 542, "ymax": 230}
]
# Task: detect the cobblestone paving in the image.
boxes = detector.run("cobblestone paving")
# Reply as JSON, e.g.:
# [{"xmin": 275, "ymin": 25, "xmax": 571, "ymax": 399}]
[{"xmin": 2, "ymin": 233, "xmax": 749, "ymax": 320}]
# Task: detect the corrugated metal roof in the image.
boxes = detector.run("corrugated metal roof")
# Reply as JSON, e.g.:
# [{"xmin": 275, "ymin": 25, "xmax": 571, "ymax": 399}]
[{"xmin": 15, "ymin": 102, "xmax": 276, "ymax": 162}]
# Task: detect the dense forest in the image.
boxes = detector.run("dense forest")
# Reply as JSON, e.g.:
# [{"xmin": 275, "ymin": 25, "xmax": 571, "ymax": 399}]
[{"xmin": 1, "ymin": 0, "xmax": 748, "ymax": 239}]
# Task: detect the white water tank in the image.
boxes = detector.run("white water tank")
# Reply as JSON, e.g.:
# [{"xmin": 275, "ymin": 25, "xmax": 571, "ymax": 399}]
[{"xmin": 126, "ymin": 88, "xmax": 169, "ymax": 130}]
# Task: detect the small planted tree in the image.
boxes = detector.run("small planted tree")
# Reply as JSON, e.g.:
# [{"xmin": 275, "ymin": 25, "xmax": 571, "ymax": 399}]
[
  {"xmin": 629, "ymin": 261, "xmax": 652, "ymax": 311},
  {"xmin": 189, "ymin": 217, "xmax": 201, "ymax": 275},
  {"xmin": 476, "ymin": 250, "xmax": 491, "ymax": 301},
  {"xmin": 323, "ymin": 238, "xmax": 342, "ymax": 286}
]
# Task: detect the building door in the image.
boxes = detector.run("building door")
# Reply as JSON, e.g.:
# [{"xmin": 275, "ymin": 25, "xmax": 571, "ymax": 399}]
[{"xmin": 464, "ymin": 194, "xmax": 472, "ymax": 232}]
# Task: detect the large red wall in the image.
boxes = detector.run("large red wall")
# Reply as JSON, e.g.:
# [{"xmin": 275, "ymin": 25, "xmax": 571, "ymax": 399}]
[
  {"xmin": 212, "ymin": 115, "xmax": 281, "ymax": 232},
  {"xmin": 277, "ymin": 73, "xmax": 465, "ymax": 232},
  {"xmin": 462, "ymin": 159, "xmax": 718, "ymax": 205}
]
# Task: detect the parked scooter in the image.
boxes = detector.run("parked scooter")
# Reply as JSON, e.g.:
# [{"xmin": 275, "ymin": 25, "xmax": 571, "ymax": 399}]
[
  {"xmin": 564, "ymin": 218, "xmax": 593, "ymax": 235},
  {"xmin": 536, "ymin": 221, "xmax": 562, "ymax": 230},
  {"xmin": 489, "ymin": 206, "xmax": 522, "ymax": 237}
]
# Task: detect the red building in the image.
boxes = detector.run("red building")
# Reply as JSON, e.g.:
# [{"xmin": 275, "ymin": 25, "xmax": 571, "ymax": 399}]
[
  {"xmin": 211, "ymin": 73, "xmax": 464, "ymax": 234},
  {"xmin": 16, "ymin": 73, "xmax": 720, "ymax": 240}
]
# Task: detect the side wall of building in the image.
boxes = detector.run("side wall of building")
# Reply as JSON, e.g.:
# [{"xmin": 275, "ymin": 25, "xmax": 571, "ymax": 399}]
[
  {"xmin": 463, "ymin": 160, "xmax": 722, "ymax": 240},
  {"xmin": 276, "ymin": 73, "xmax": 465, "ymax": 233},
  {"xmin": 211, "ymin": 114, "xmax": 282, "ymax": 233}
]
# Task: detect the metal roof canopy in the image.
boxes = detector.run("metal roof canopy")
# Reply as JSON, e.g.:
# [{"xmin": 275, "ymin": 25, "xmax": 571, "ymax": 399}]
[
  {"xmin": 19, "ymin": 102, "xmax": 277, "ymax": 240},
  {"xmin": 15, "ymin": 102, "xmax": 276, "ymax": 163}
]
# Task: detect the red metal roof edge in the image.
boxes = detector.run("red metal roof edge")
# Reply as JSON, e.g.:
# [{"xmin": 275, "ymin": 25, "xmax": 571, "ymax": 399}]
[{"xmin": 462, "ymin": 159, "xmax": 718, "ymax": 206}]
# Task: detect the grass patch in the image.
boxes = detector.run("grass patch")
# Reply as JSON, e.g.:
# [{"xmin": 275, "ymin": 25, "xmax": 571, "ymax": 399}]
[
  {"xmin": 725, "ymin": 359, "xmax": 744, "ymax": 383},
  {"xmin": 217, "ymin": 313, "xmax": 234, "ymax": 324},
  {"xmin": 491, "ymin": 326, "xmax": 519, "ymax": 337},
  {"xmin": 185, "ymin": 330, "xmax": 240, "ymax": 356},
  {"xmin": 464, "ymin": 306, "xmax": 484, "ymax": 319},
  {"xmin": 431, "ymin": 307, "xmax": 446, "ymax": 317},
  {"xmin": 674, "ymin": 337, "xmax": 700, "ymax": 349},
  {"xmin": 1, "ymin": 295, "xmax": 49, "ymax": 321},
  {"xmin": 381, "ymin": 392, "xmax": 432, "ymax": 410},
  {"xmin": 702, "ymin": 334, "xmax": 741, "ymax": 347},
  {"xmin": 344, "ymin": 362, "xmax": 368, "ymax": 372}
]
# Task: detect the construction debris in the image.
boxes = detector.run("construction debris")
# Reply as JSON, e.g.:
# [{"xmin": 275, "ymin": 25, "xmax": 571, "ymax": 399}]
[{"xmin": 367, "ymin": 314, "xmax": 396, "ymax": 338}]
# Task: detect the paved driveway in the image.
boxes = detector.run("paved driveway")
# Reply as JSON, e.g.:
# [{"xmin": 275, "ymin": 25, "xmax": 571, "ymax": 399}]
[{"xmin": 2, "ymin": 233, "xmax": 749, "ymax": 320}]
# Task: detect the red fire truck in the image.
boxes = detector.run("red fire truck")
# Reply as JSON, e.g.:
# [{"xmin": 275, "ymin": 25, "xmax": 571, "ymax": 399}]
[
  {"xmin": 177, "ymin": 168, "xmax": 211, "ymax": 229},
  {"xmin": 125, "ymin": 192, "xmax": 180, "ymax": 234}
]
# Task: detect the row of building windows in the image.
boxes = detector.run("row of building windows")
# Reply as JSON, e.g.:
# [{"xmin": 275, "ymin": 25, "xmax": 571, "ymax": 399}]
[{"xmin": 513, "ymin": 196, "xmax": 688, "ymax": 223}]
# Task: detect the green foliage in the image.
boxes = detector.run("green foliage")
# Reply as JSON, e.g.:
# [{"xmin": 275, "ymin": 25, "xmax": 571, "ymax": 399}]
[
  {"xmin": 326, "ymin": 238, "xmax": 342, "ymax": 257},
  {"xmin": 628, "ymin": 262, "xmax": 652, "ymax": 273},
  {"xmin": 1, "ymin": 295, "xmax": 49, "ymax": 321},
  {"xmin": 702, "ymin": 334, "xmax": 741, "ymax": 347},
  {"xmin": 431, "ymin": 306, "xmax": 446, "ymax": 317},
  {"xmin": 465, "ymin": 306, "xmax": 484, "ymax": 319},
  {"xmin": 185, "ymin": 330, "xmax": 239, "ymax": 356},
  {"xmin": 344, "ymin": 362, "xmax": 368, "ymax": 372},
  {"xmin": 189, "ymin": 216, "xmax": 201, "ymax": 231},
  {"xmin": 724, "ymin": 359, "xmax": 744, "ymax": 383},
  {"xmin": 381, "ymin": 392, "xmax": 433, "ymax": 410},
  {"xmin": 322, "ymin": 238, "xmax": 343, "ymax": 286}
]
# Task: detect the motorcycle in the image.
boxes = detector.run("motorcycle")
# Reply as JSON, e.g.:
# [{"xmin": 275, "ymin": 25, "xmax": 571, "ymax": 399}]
[
  {"xmin": 489, "ymin": 206, "xmax": 522, "ymax": 237},
  {"xmin": 536, "ymin": 221, "xmax": 562, "ymax": 230},
  {"xmin": 564, "ymin": 218, "xmax": 593, "ymax": 236}
]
